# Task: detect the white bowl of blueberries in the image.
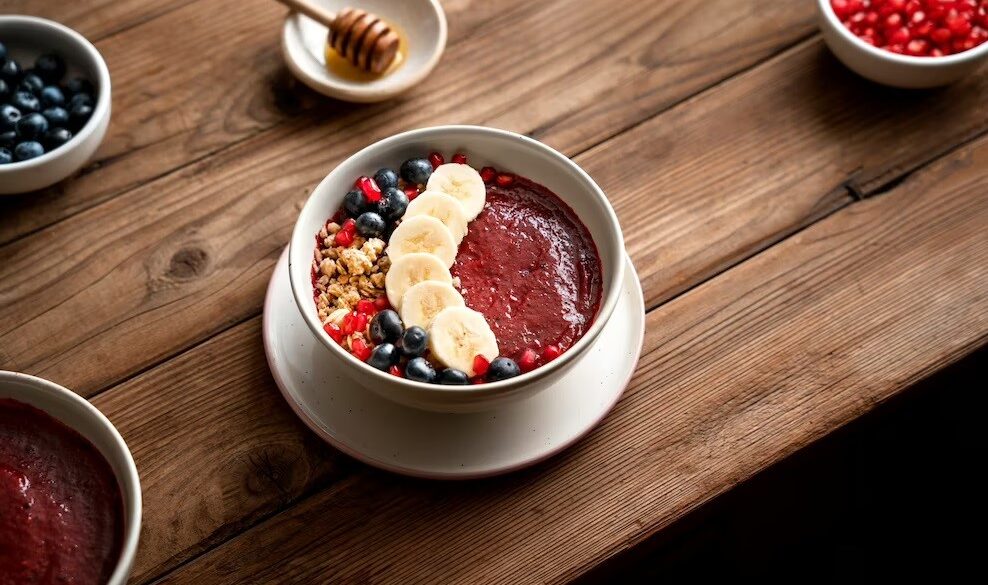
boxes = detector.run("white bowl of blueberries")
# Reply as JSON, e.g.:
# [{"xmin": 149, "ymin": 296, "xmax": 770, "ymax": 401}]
[{"xmin": 0, "ymin": 16, "xmax": 110, "ymax": 194}]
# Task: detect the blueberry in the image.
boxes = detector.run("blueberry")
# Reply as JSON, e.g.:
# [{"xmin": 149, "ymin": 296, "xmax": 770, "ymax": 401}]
[
  {"xmin": 69, "ymin": 103, "xmax": 92, "ymax": 131},
  {"xmin": 378, "ymin": 187, "xmax": 409, "ymax": 221},
  {"xmin": 11, "ymin": 91, "xmax": 39, "ymax": 113},
  {"xmin": 369, "ymin": 309, "xmax": 403, "ymax": 344},
  {"xmin": 486, "ymin": 357, "xmax": 521, "ymax": 382},
  {"xmin": 399, "ymin": 158, "xmax": 432, "ymax": 185},
  {"xmin": 42, "ymin": 106, "xmax": 69, "ymax": 127},
  {"xmin": 405, "ymin": 357, "xmax": 437, "ymax": 383},
  {"xmin": 0, "ymin": 42, "xmax": 6, "ymax": 62},
  {"xmin": 43, "ymin": 127, "xmax": 72, "ymax": 150},
  {"xmin": 0, "ymin": 59, "xmax": 21, "ymax": 83},
  {"xmin": 19, "ymin": 73, "xmax": 44, "ymax": 94},
  {"xmin": 438, "ymin": 368, "xmax": 470, "ymax": 385},
  {"xmin": 343, "ymin": 189, "xmax": 367, "ymax": 217},
  {"xmin": 0, "ymin": 131, "xmax": 15, "ymax": 148},
  {"xmin": 15, "ymin": 113, "xmax": 48, "ymax": 140},
  {"xmin": 13, "ymin": 140, "xmax": 44, "ymax": 161},
  {"xmin": 63, "ymin": 77, "xmax": 94, "ymax": 96},
  {"xmin": 366, "ymin": 343, "xmax": 400, "ymax": 371},
  {"xmin": 69, "ymin": 93, "xmax": 93, "ymax": 108},
  {"xmin": 396, "ymin": 326, "xmax": 428, "ymax": 358},
  {"xmin": 373, "ymin": 167, "xmax": 399, "ymax": 190},
  {"xmin": 355, "ymin": 212, "xmax": 386, "ymax": 238},
  {"xmin": 0, "ymin": 104, "xmax": 20, "ymax": 131},
  {"xmin": 39, "ymin": 85, "xmax": 65, "ymax": 107},
  {"xmin": 0, "ymin": 78, "xmax": 9, "ymax": 101},
  {"xmin": 34, "ymin": 54, "xmax": 66, "ymax": 83},
  {"xmin": 0, "ymin": 147, "xmax": 11, "ymax": 165}
]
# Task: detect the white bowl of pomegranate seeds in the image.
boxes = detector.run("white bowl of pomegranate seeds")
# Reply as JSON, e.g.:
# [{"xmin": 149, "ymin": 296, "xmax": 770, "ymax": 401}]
[
  {"xmin": 818, "ymin": 0, "xmax": 988, "ymax": 88},
  {"xmin": 288, "ymin": 126, "xmax": 625, "ymax": 413}
]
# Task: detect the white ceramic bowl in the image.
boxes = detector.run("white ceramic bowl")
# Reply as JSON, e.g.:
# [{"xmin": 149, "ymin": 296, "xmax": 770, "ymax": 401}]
[
  {"xmin": 0, "ymin": 371, "xmax": 141, "ymax": 585},
  {"xmin": 817, "ymin": 0, "xmax": 988, "ymax": 88},
  {"xmin": 289, "ymin": 126, "xmax": 625, "ymax": 413},
  {"xmin": 0, "ymin": 16, "xmax": 111, "ymax": 194},
  {"xmin": 282, "ymin": 0, "xmax": 447, "ymax": 103}
]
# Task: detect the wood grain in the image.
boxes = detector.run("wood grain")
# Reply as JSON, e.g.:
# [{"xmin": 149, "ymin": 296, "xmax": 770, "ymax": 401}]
[
  {"xmin": 2, "ymin": 39, "xmax": 985, "ymax": 400},
  {"xmin": 89, "ymin": 319, "xmax": 353, "ymax": 583},
  {"xmin": 0, "ymin": 0, "xmax": 195, "ymax": 41},
  {"xmin": 0, "ymin": 0, "xmax": 815, "ymax": 245},
  {"xmin": 149, "ymin": 125, "xmax": 988, "ymax": 585}
]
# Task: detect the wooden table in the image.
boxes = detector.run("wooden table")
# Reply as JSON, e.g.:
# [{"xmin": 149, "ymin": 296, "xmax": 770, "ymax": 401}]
[{"xmin": 1, "ymin": 0, "xmax": 986, "ymax": 582}]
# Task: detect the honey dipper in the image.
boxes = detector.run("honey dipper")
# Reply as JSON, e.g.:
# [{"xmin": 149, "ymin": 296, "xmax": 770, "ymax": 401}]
[{"xmin": 276, "ymin": 0, "xmax": 401, "ymax": 74}]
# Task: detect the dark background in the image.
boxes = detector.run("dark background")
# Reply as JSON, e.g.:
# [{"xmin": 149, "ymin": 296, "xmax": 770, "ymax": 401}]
[{"xmin": 580, "ymin": 346, "xmax": 986, "ymax": 583}]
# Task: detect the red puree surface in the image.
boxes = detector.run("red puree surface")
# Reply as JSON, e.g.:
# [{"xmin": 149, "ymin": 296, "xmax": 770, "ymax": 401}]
[
  {"xmin": 0, "ymin": 398, "xmax": 123, "ymax": 585},
  {"xmin": 452, "ymin": 176, "xmax": 602, "ymax": 360}
]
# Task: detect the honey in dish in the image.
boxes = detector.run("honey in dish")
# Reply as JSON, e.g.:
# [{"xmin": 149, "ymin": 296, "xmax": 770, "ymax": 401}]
[{"xmin": 324, "ymin": 25, "xmax": 408, "ymax": 82}]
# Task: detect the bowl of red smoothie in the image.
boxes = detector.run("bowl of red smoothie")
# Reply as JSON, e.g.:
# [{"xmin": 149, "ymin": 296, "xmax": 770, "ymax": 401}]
[
  {"xmin": 0, "ymin": 371, "xmax": 141, "ymax": 585},
  {"xmin": 289, "ymin": 126, "xmax": 625, "ymax": 412}
]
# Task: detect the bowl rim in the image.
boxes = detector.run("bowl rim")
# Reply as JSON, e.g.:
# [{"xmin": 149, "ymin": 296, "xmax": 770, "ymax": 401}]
[
  {"xmin": 0, "ymin": 370, "xmax": 141, "ymax": 585},
  {"xmin": 817, "ymin": 0, "xmax": 988, "ymax": 65},
  {"xmin": 0, "ymin": 15, "xmax": 111, "ymax": 170},
  {"xmin": 289, "ymin": 124, "xmax": 626, "ymax": 397}
]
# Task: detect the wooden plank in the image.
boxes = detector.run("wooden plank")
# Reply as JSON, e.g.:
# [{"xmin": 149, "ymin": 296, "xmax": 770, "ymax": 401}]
[
  {"xmin": 149, "ymin": 124, "xmax": 988, "ymax": 585},
  {"xmin": 2, "ymin": 39, "xmax": 985, "ymax": 398},
  {"xmin": 0, "ymin": 0, "xmax": 194, "ymax": 41},
  {"xmin": 89, "ymin": 319, "xmax": 351, "ymax": 583},
  {"xmin": 0, "ymin": 0, "xmax": 815, "ymax": 245}
]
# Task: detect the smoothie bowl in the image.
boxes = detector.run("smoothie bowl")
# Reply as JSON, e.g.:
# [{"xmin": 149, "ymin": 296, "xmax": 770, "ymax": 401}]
[
  {"xmin": 0, "ymin": 371, "xmax": 141, "ymax": 585},
  {"xmin": 289, "ymin": 126, "xmax": 624, "ymax": 412}
]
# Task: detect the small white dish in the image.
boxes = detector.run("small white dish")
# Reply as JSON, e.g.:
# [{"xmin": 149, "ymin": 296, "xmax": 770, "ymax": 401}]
[
  {"xmin": 289, "ymin": 126, "xmax": 626, "ymax": 413},
  {"xmin": 0, "ymin": 16, "xmax": 112, "ymax": 194},
  {"xmin": 817, "ymin": 0, "xmax": 988, "ymax": 88},
  {"xmin": 265, "ymin": 247, "xmax": 645, "ymax": 479},
  {"xmin": 0, "ymin": 371, "xmax": 141, "ymax": 585},
  {"xmin": 281, "ymin": 0, "xmax": 447, "ymax": 103}
]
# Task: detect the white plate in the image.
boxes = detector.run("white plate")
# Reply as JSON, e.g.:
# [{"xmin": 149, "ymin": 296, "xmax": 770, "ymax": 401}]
[
  {"xmin": 264, "ymin": 247, "xmax": 645, "ymax": 479},
  {"xmin": 281, "ymin": 0, "xmax": 447, "ymax": 103}
]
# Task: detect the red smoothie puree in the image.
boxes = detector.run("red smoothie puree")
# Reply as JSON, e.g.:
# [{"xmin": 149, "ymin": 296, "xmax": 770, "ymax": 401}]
[
  {"xmin": 0, "ymin": 398, "xmax": 124, "ymax": 585},
  {"xmin": 452, "ymin": 176, "xmax": 602, "ymax": 360}
]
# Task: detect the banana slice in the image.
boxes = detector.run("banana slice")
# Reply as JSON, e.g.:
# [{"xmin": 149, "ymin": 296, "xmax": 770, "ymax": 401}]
[
  {"xmin": 400, "ymin": 281, "xmax": 465, "ymax": 330},
  {"xmin": 403, "ymin": 190, "xmax": 469, "ymax": 245},
  {"xmin": 386, "ymin": 215, "xmax": 458, "ymax": 268},
  {"xmin": 429, "ymin": 306, "xmax": 499, "ymax": 376},
  {"xmin": 385, "ymin": 252, "xmax": 452, "ymax": 311},
  {"xmin": 426, "ymin": 163, "xmax": 487, "ymax": 221}
]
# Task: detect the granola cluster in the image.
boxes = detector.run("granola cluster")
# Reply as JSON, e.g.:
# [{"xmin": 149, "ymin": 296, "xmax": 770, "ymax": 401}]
[{"xmin": 312, "ymin": 221, "xmax": 389, "ymax": 348}]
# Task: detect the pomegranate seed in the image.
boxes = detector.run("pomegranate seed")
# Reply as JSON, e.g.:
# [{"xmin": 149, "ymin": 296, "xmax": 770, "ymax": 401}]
[
  {"xmin": 324, "ymin": 322, "xmax": 344, "ymax": 343},
  {"xmin": 471, "ymin": 377, "xmax": 485, "ymax": 385},
  {"xmin": 451, "ymin": 153, "xmax": 468, "ymax": 164},
  {"xmin": 353, "ymin": 312, "xmax": 368, "ymax": 333},
  {"xmin": 543, "ymin": 345, "xmax": 562, "ymax": 362},
  {"xmin": 403, "ymin": 185, "xmax": 419, "ymax": 201},
  {"xmin": 472, "ymin": 354, "xmax": 490, "ymax": 377},
  {"xmin": 495, "ymin": 173, "xmax": 515, "ymax": 187},
  {"xmin": 428, "ymin": 152, "xmax": 444, "ymax": 169},
  {"xmin": 833, "ymin": 0, "xmax": 987, "ymax": 55},
  {"xmin": 480, "ymin": 166, "xmax": 497, "ymax": 183},
  {"xmin": 351, "ymin": 337, "xmax": 372, "ymax": 361},
  {"xmin": 334, "ymin": 229, "xmax": 354, "ymax": 247},
  {"xmin": 330, "ymin": 209, "xmax": 346, "ymax": 224},
  {"xmin": 373, "ymin": 295, "xmax": 391, "ymax": 311},
  {"xmin": 388, "ymin": 365, "xmax": 403, "ymax": 377},
  {"xmin": 518, "ymin": 349, "xmax": 538, "ymax": 373},
  {"xmin": 356, "ymin": 299, "xmax": 376, "ymax": 315},
  {"xmin": 356, "ymin": 176, "xmax": 382, "ymax": 203},
  {"xmin": 341, "ymin": 311, "xmax": 357, "ymax": 335},
  {"xmin": 341, "ymin": 218, "xmax": 356, "ymax": 233}
]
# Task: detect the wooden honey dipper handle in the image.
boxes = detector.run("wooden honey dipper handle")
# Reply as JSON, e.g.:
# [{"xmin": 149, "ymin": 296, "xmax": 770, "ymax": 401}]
[{"xmin": 276, "ymin": 0, "xmax": 400, "ymax": 74}]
